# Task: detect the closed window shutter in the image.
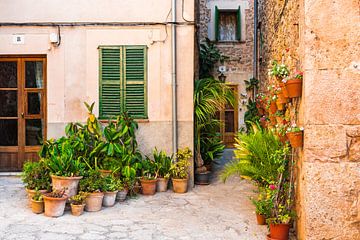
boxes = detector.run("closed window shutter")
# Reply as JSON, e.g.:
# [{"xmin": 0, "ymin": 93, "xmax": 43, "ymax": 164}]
[
  {"xmin": 124, "ymin": 46, "xmax": 147, "ymax": 119},
  {"xmin": 99, "ymin": 47, "xmax": 123, "ymax": 118},
  {"xmin": 236, "ymin": 6, "xmax": 241, "ymax": 41},
  {"xmin": 215, "ymin": 6, "xmax": 219, "ymax": 41}
]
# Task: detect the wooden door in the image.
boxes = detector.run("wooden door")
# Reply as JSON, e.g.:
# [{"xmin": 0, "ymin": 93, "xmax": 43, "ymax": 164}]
[
  {"xmin": 219, "ymin": 84, "xmax": 238, "ymax": 148},
  {"xmin": 0, "ymin": 56, "xmax": 46, "ymax": 171}
]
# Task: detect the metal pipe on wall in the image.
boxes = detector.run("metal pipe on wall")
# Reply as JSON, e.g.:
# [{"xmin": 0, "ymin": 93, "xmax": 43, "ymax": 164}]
[
  {"xmin": 171, "ymin": 0, "xmax": 178, "ymax": 154},
  {"xmin": 253, "ymin": 0, "xmax": 258, "ymax": 99}
]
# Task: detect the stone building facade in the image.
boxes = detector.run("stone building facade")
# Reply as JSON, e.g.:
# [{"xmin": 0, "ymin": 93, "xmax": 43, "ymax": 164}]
[
  {"xmin": 197, "ymin": 0, "xmax": 255, "ymax": 128},
  {"xmin": 258, "ymin": 0, "xmax": 360, "ymax": 239}
]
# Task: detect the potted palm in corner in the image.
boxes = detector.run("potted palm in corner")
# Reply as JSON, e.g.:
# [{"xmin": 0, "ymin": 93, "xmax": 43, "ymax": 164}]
[
  {"xmin": 69, "ymin": 191, "xmax": 88, "ymax": 216},
  {"xmin": 43, "ymin": 188, "xmax": 68, "ymax": 217},
  {"xmin": 79, "ymin": 170, "xmax": 105, "ymax": 212},
  {"xmin": 152, "ymin": 148, "xmax": 172, "ymax": 192},
  {"xmin": 170, "ymin": 148, "xmax": 192, "ymax": 194},
  {"xmin": 102, "ymin": 175, "xmax": 122, "ymax": 207}
]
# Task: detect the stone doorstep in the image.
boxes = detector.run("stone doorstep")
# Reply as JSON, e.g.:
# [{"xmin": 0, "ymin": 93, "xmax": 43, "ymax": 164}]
[{"xmin": 0, "ymin": 172, "xmax": 22, "ymax": 176}]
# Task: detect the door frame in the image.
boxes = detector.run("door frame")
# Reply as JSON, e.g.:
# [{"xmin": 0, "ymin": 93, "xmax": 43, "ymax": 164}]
[{"xmin": 0, "ymin": 55, "xmax": 47, "ymax": 171}]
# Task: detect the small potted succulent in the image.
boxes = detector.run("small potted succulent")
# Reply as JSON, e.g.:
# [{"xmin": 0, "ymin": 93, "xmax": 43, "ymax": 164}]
[
  {"xmin": 140, "ymin": 156, "xmax": 157, "ymax": 195},
  {"xmin": 170, "ymin": 147, "xmax": 192, "ymax": 194},
  {"xmin": 268, "ymin": 60, "xmax": 290, "ymax": 82},
  {"xmin": 31, "ymin": 189, "xmax": 44, "ymax": 214},
  {"xmin": 282, "ymin": 71, "xmax": 303, "ymax": 98},
  {"xmin": 102, "ymin": 175, "xmax": 122, "ymax": 207},
  {"xmin": 69, "ymin": 191, "xmax": 88, "ymax": 216},
  {"xmin": 79, "ymin": 170, "xmax": 105, "ymax": 212},
  {"xmin": 21, "ymin": 160, "xmax": 51, "ymax": 207},
  {"xmin": 152, "ymin": 148, "xmax": 172, "ymax": 192},
  {"xmin": 286, "ymin": 124, "xmax": 304, "ymax": 148},
  {"xmin": 43, "ymin": 188, "xmax": 68, "ymax": 217}
]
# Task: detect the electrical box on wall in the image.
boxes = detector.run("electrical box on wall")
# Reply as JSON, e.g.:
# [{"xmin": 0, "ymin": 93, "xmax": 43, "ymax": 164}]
[
  {"xmin": 12, "ymin": 34, "xmax": 25, "ymax": 44},
  {"xmin": 49, "ymin": 33, "xmax": 59, "ymax": 43}
]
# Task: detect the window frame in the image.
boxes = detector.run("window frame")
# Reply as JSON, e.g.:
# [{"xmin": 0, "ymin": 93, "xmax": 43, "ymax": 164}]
[{"xmin": 215, "ymin": 6, "xmax": 242, "ymax": 43}]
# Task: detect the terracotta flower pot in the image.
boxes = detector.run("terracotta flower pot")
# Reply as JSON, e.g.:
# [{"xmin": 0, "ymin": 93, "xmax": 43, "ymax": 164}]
[
  {"xmin": 276, "ymin": 101, "xmax": 285, "ymax": 111},
  {"xmin": 269, "ymin": 101, "xmax": 277, "ymax": 114},
  {"xmin": 269, "ymin": 115, "xmax": 276, "ymax": 126},
  {"xmin": 116, "ymin": 189, "xmax": 128, "ymax": 202},
  {"xmin": 276, "ymin": 116, "xmax": 283, "ymax": 125},
  {"xmin": 286, "ymin": 131, "xmax": 303, "ymax": 148},
  {"xmin": 285, "ymin": 79, "xmax": 302, "ymax": 98},
  {"xmin": 140, "ymin": 179, "xmax": 157, "ymax": 195},
  {"xmin": 277, "ymin": 90, "xmax": 288, "ymax": 103},
  {"xmin": 260, "ymin": 119, "xmax": 267, "ymax": 129},
  {"xmin": 280, "ymin": 83, "xmax": 290, "ymax": 98},
  {"xmin": 270, "ymin": 223, "xmax": 290, "ymax": 240},
  {"xmin": 85, "ymin": 192, "xmax": 104, "ymax": 212},
  {"xmin": 267, "ymin": 234, "xmax": 279, "ymax": 240},
  {"xmin": 26, "ymin": 189, "xmax": 48, "ymax": 207},
  {"xmin": 156, "ymin": 178, "xmax": 169, "ymax": 192},
  {"xmin": 172, "ymin": 178, "xmax": 188, "ymax": 194},
  {"xmin": 103, "ymin": 191, "xmax": 118, "ymax": 207},
  {"xmin": 51, "ymin": 175, "xmax": 83, "ymax": 199},
  {"xmin": 31, "ymin": 199, "xmax": 44, "ymax": 214},
  {"xmin": 43, "ymin": 194, "xmax": 68, "ymax": 217},
  {"xmin": 278, "ymin": 134, "xmax": 288, "ymax": 144},
  {"xmin": 99, "ymin": 169, "xmax": 112, "ymax": 177},
  {"xmin": 70, "ymin": 204, "xmax": 85, "ymax": 216},
  {"xmin": 256, "ymin": 213, "xmax": 266, "ymax": 225}
]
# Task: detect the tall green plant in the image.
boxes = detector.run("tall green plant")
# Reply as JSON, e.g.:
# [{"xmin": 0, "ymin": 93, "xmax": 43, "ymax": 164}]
[
  {"xmin": 220, "ymin": 123, "xmax": 289, "ymax": 186},
  {"xmin": 199, "ymin": 38, "xmax": 228, "ymax": 78},
  {"xmin": 194, "ymin": 78, "xmax": 234, "ymax": 173}
]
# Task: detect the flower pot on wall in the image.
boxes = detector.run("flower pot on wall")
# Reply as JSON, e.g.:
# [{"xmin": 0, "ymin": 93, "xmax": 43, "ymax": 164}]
[
  {"xmin": 85, "ymin": 192, "xmax": 104, "ymax": 212},
  {"xmin": 172, "ymin": 178, "xmax": 188, "ymax": 193},
  {"xmin": 43, "ymin": 194, "xmax": 68, "ymax": 217},
  {"xmin": 256, "ymin": 213, "xmax": 266, "ymax": 225},
  {"xmin": 286, "ymin": 131, "xmax": 303, "ymax": 148},
  {"xmin": 269, "ymin": 223, "xmax": 290, "ymax": 240},
  {"xmin": 51, "ymin": 175, "xmax": 83, "ymax": 199},
  {"xmin": 276, "ymin": 100, "xmax": 285, "ymax": 111},
  {"xmin": 269, "ymin": 102, "xmax": 277, "ymax": 114},
  {"xmin": 269, "ymin": 115, "xmax": 276, "ymax": 126},
  {"xmin": 285, "ymin": 79, "xmax": 302, "ymax": 98},
  {"xmin": 280, "ymin": 83, "xmax": 289, "ymax": 98},
  {"xmin": 140, "ymin": 179, "xmax": 157, "ymax": 195}
]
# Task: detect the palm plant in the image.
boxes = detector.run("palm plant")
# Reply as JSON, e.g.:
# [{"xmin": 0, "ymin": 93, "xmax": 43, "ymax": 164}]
[
  {"xmin": 220, "ymin": 123, "xmax": 289, "ymax": 186},
  {"xmin": 194, "ymin": 78, "xmax": 234, "ymax": 173}
]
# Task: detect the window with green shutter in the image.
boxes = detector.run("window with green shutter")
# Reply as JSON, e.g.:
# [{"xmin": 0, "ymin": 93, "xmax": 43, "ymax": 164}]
[
  {"xmin": 99, "ymin": 46, "xmax": 147, "ymax": 119},
  {"xmin": 215, "ymin": 6, "xmax": 242, "ymax": 42}
]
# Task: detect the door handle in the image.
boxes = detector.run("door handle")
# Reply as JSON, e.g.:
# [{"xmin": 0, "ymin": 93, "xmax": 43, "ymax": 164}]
[{"xmin": 21, "ymin": 112, "xmax": 24, "ymax": 118}]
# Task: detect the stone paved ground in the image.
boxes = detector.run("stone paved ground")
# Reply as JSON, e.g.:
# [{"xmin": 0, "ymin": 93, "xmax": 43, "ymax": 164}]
[{"xmin": 0, "ymin": 151, "xmax": 268, "ymax": 240}]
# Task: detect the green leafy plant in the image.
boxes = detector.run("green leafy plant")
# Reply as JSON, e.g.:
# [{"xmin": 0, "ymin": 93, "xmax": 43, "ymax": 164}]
[
  {"xmin": 286, "ymin": 124, "xmax": 304, "ymax": 133},
  {"xmin": 199, "ymin": 38, "xmax": 228, "ymax": 78},
  {"xmin": 244, "ymin": 99, "xmax": 260, "ymax": 131},
  {"xmin": 69, "ymin": 191, "xmax": 89, "ymax": 205},
  {"xmin": 170, "ymin": 148, "xmax": 192, "ymax": 179},
  {"xmin": 21, "ymin": 160, "xmax": 51, "ymax": 191},
  {"xmin": 245, "ymin": 77, "xmax": 259, "ymax": 92},
  {"xmin": 200, "ymin": 131, "xmax": 225, "ymax": 166},
  {"xmin": 32, "ymin": 189, "xmax": 44, "ymax": 201},
  {"xmin": 102, "ymin": 175, "xmax": 122, "ymax": 192},
  {"xmin": 141, "ymin": 156, "xmax": 156, "ymax": 180},
  {"xmin": 251, "ymin": 188, "xmax": 272, "ymax": 217},
  {"xmin": 151, "ymin": 148, "xmax": 172, "ymax": 179},
  {"xmin": 268, "ymin": 61, "xmax": 290, "ymax": 79},
  {"xmin": 79, "ymin": 170, "xmax": 105, "ymax": 193}
]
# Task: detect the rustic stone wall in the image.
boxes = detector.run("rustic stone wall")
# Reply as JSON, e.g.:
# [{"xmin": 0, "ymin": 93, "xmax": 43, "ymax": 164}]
[{"xmin": 197, "ymin": 0, "xmax": 254, "ymax": 127}]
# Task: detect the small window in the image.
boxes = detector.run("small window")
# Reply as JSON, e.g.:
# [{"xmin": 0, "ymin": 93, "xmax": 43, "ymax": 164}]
[{"xmin": 215, "ymin": 6, "xmax": 241, "ymax": 42}]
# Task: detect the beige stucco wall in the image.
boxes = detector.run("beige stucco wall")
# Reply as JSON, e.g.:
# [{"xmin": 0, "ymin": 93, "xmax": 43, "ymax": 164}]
[{"xmin": 0, "ymin": 0, "xmax": 195, "ymax": 178}]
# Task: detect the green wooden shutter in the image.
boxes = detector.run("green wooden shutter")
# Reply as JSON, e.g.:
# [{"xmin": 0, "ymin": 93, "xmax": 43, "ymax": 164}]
[
  {"xmin": 99, "ymin": 47, "xmax": 122, "ymax": 118},
  {"xmin": 236, "ymin": 6, "xmax": 241, "ymax": 41},
  {"xmin": 124, "ymin": 46, "xmax": 147, "ymax": 119},
  {"xmin": 215, "ymin": 6, "xmax": 219, "ymax": 41}
]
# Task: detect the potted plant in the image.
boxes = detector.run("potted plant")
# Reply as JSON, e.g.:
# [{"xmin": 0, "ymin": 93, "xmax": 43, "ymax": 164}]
[
  {"xmin": 286, "ymin": 124, "xmax": 304, "ymax": 148},
  {"xmin": 31, "ymin": 189, "xmax": 44, "ymax": 214},
  {"xmin": 275, "ymin": 111, "xmax": 284, "ymax": 125},
  {"xmin": 102, "ymin": 175, "xmax": 121, "ymax": 207},
  {"xmin": 116, "ymin": 182, "xmax": 127, "ymax": 202},
  {"xmin": 268, "ymin": 61, "xmax": 290, "ymax": 82},
  {"xmin": 140, "ymin": 157, "xmax": 157, "ymax": 195},
  {"xmin": 79, "ymin": 170, "xmax": 105, "ymax": 212},
  {"xmin": 170, "ymin": 148, "xmax": 192, "ymax": 194},
  {"xmin": 266, "ymin": 95, "xmax": 277, "ymax": 115},
  {"xmin": 44, "ymin": 139, "xmax": 84, "ymax": 199},
  {"xmin": 43, "ymin": 188, "xmax": 68, "ymax": 217},
  {"xmin": 152, "ymin": 148, "xmax": 172, "ymax": 192},
  {"xmin": 69, "ymin": 191, "xmax": 88, "ymax": 216},
  {"xmin": 282, "ymin": 71, "xmax": 303, "ymax": 98},
  {"xmin": 21, "ymin": 160, "xmax": 51, "ymax": 207}
]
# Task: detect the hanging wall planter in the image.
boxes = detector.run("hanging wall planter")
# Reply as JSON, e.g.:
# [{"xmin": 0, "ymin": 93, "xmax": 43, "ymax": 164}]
[
  {"xmin": 285, "ymin": 79, "xmax": 302, "ymax": 98},
  {"xmin": 286, "ymin": 131, "xmax": 303, "ymax": 148},
  {"xmin": 269, "ymin": 101, "xmax": 277, "ymax": 114}
]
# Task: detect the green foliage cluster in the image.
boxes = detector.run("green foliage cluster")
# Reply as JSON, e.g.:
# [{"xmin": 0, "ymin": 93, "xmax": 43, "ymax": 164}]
[
  {"xmin": 170, "ymin": 148, "xmax": 192, "ymax": 179},
  {"xmin": 69, "ymin": 192, "xmax": 89, "ymax": 205},
  {"xmin": 151, "ymin": 148, "xmax": 172, "ymax": 179},
  {"xmin": 199, "ymin": 38, "xmax": 228, "ymax": 79},
  {"xmin": 79, "ymin": 170, "xmax": 105, "ymax": 193},
  {"xmin": 32, "ymin": 189, "xmax": 44, "ymax": 201},
  {"xmin": 103, "ymin": 175, "xmax": 123, "ymax": 192},
  {"xmin": 21, "ymin": 160, "xmax": 51, "ymax": 191}
]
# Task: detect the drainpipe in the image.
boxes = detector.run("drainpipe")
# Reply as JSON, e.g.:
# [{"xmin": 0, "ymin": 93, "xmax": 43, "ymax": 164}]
[
  {"xmin": 171, "ymin": 0, "xmax": 178, "ymax": 154},
  {"xmin": 253, "ymin": 0, "xmax": 258, "ymax": 99}
]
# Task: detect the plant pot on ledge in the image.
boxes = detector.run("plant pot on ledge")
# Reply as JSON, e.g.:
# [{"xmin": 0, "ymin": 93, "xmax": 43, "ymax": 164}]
[
  {"xmin": 286, "ymin": 131, "xmax": 303, "ymax": 148},
  {"xmin": 285, "ymin": 79, "xmax": 302, "ymax": 98}
]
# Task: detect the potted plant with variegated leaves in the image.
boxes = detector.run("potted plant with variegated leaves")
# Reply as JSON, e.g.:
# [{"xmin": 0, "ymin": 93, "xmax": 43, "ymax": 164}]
[
  {"xmin": 170, "ymin": 148, "xmax": 192, "ymax": 194},
  {"xmin": 69, "ymin": 191, "xmax": 88, "ymax": 216}
]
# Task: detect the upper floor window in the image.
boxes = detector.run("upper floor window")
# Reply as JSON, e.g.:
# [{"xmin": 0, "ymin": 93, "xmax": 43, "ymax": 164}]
[
  {"xmin": 215, "ymin": 6, "xmax": 241, "ymax": 42},
  {"xmin": 99, "ymin": 46, "xmax": 147, "ymax": 119}
]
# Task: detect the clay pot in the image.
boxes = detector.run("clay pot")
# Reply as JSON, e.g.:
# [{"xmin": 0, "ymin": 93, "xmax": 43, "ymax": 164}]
[
  {"xmin": 31, "ymin": 199, "xmax": 44, "ymax": 214},
  {"xmin": 195, "ymin": 171, "xmax": 211, "ymax": 185},
  {"xmin": 269, "ymin": 115, "xmax": 276, "ymax": 126},
  {"xmin": 278, "ymin": 134, "xmax": 288, "ymax": 144},
  {"xmin": 256, "ymin": 213, "xmax": 266, "ymax": 225},
  {"xmin": 43, "ymin": 194, "xmax": 68, "ymax": 217},
  {"xmin": 140, "ymin": 179, "xmax": 157, "ymax": 195},
  {"xmin": 26, "ymin": 189, "xmax": 48, "ymax": 207},
  {"xmin": 260, "ymin": 119, "xmax": 267, "ymax": 129},
  {"xmin": 116, "ymin": 189, "xmax": 128, "ymax": 202},
  {"xmin": 85, "ymin": 192, "xmax": 104, "ymax": 212},
  {"xmin": 269, "ymin": 223, "xmax": 290, "ymax": 240},
  {"xmin": 70, "ymin": 204, "xmax": 85, "ymax": 216},
  {"xmin": 280, "ymin": 83, "xmax": 289, "ymax": 98},
  {"xmin": 267, "ymin": 234, "xmax": 279, "ymax": 240},
  {"xmin": 276, "ymin": 101, "xmax": 284, "ymax": 111},
  {"xmin": 51, "ymin": 175, "xmax": 83, "ymax": 199},
  {"xmin": 286, "ymin": 131, "xmax": 303, "ymax": 148},
  {"xmin": 172, "ymin": 178, "xmax": 188, "ymax": 193},
  {"xmin": 99, "ymin": 169, "xmax": 112, "ymax": 177},
  {"xmin": 276, "ymin": 116, "xmax": 283, "ymax": 125},
  {"xmin": 269, "ymin": 101, "xmax": 277, "ymax": 114},
  {"xmin": 285, "ymin": 79, "xmax": 302, "ymax": 98},
  {"xmin": 156, "ymin": 178, "xmax": 169, "ymax": 192},
  {"xmin": 103, "ymin": 191, "xmax": 118, "ymax": 207}
]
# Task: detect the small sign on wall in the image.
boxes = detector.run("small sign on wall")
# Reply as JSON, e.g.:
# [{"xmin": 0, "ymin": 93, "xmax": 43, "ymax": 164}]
[{"xmin": 12, "ymin": 34, "xmax": 25, "ymax": 44}]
